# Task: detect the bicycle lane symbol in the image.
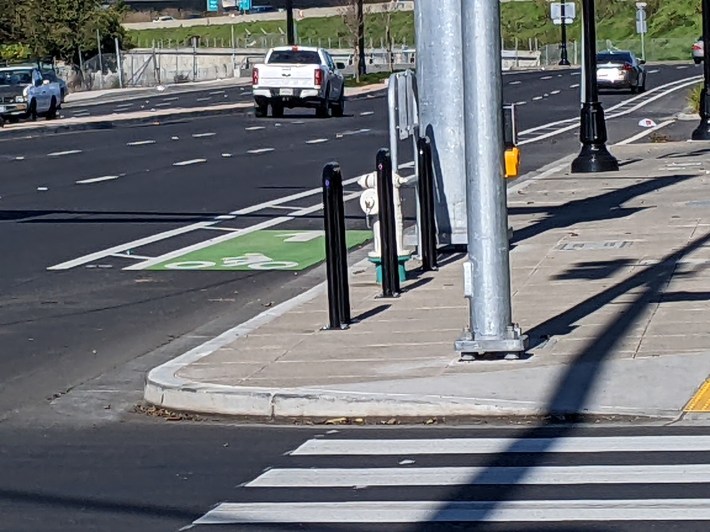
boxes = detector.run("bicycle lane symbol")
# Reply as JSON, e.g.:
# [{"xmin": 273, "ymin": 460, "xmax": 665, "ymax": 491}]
[{"xmin": 163, "ymin": 253, "xmax": 300, "ymax": 271}]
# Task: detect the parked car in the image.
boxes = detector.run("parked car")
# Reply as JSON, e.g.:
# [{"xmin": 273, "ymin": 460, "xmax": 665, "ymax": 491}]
[
  {"xmin": 252, "ymin": 46, "xmax": 346, "ymax": 118},
  {"xmin": 596, "ymin": 50, "xmax": 646, "ymax": 93},
  {"xmin": 693, "ymin": 36, "xmax": 704, "ymax": 64},
  {"xmin": 0, "ymin": 65, "xmax": 62, "ymax": 125}
]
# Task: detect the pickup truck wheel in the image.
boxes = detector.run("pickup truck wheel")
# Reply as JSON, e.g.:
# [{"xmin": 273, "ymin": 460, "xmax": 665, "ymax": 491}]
[
  {"xmin": 271, "ymin": 103, "xmax": 284, "ymax": 118},
  {"xmin": 255, "ymin": 103, "xmax": 268, "ymax": 118},
  {"xmin": 46, "ymin": 97, "xmax": 58, "ymax": 120},
  {"xmin": 331, "ymin": 94, "xmax": 345, "ymax": 117},
  {"xmin": 316, "ymin": 98, "xmax": 330, "ymax": 119}
]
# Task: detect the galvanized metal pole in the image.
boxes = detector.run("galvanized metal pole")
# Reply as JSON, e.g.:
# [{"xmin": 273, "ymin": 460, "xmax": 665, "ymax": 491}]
[
  {"xmin": 693, "ymin": 0, "xmax": 710, "ymax": 140},
  {"xmin": 114, "ymin": 37, "xmax": 124, "ymax": 89},
  {"xmin": 454, "ymin": 0, "xmax": 526, "ymax": 359},
  {"xmin": 96, "ymin": 29, "xmax": 104, "ymax": 90},
  {"xmin": 414, "ymin": 0, "xmax": 466, "ymax": 245}
]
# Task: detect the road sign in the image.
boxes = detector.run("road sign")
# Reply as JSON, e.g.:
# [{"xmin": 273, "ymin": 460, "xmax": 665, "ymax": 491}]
[
  {"xmin": 238, "ymin": 0, "xmax": 252, "ymax": 10},
  {"xmin": 551, "ymin": 2, "xmax": 576, "ymax": 25},
  {"xmin": 150, "ymin": 230, "xmax": 372, "ymax": 271},
  {"xmin": 207, "ymin": 0, "xmax": 219, "ymax": 12},
  {"xmin": 636, "ymin": 20, "xmax": 647, "ymax": 34}
]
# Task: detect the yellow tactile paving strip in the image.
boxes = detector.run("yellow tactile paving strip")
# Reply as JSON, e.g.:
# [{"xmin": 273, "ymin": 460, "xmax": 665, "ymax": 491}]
[{"xmin": 684, "ymin": 380, "xmax": 710, "ymax": 412}]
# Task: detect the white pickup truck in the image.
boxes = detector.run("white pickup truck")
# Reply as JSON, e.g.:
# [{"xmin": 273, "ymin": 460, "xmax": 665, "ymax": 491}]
[{"xmin": 252, "ymin": 46, "xmax": 346, "ymax": 118}]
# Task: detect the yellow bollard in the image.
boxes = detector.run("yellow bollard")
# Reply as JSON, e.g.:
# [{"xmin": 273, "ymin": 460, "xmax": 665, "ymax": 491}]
[{"xmin": 504, "ymin": 147, "xmax": 521, "ymax": 179}]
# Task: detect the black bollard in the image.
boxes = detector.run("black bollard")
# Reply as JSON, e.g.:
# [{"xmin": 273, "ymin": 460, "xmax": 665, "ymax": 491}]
[
  {"xmin": 322, "ymin": 163, "xmax": 350, "ymax": 329},
  {"xmin": 417, "ymin": 137, "xmax": 438, "ymax": 271},
  {"xmin": 376, "ymin": 149, "xmax": 400, "ymax": 297}
]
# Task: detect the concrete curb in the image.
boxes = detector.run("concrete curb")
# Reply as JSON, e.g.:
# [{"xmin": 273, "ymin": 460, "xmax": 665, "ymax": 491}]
[{"xmin": 0, "ymin": 84, "xmax": 387, "ymax": 140}]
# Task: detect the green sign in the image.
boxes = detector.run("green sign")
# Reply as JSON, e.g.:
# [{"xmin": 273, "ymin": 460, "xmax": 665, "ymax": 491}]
[{"xmin": 149, "ymin": 230, "xmax": 371, "ymax": 271}]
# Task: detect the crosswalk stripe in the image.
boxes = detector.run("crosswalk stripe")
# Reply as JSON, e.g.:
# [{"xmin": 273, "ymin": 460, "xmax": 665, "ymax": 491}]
[
  {"xmin": 246, "ymin": 464, "xmax": 710, "ymax": 488},
  {"xmin": 290, "ymin": 435, "xmax": 710, "ymax": 456},
  {"xmin": 195, "ymin": 499, "xmax": 710, "ymax": 524}
]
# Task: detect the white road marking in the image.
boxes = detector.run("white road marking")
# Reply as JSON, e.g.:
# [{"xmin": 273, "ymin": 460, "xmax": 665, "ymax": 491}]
[
  {"xmin": 155, "ymin": 102, "xmax": 172, "ymax": 107},
  {"xmin": 196, "ymin": 97, "xmax": 212, "ymax": 102},
  {"xmin": 76, "ymin": 175, "xmax": 119, "ymax": 185},
  {"xmin": 551, "ymin": 90, "xmax": 561, "ymax": 95},
  {"xmin": 360, "ymin": 111, "xmax": 374, "ymax": 116},
  {"xmin": 570, "ymin": 83, "xmax": 580, "ymax": 88},
  {"xmin": 571, "ymin": 71, "xmax": 581, "ymax": 76},
  {"xmin": 47, "ymin": 168, "xmax": 405, "ymax": 271},
  {"xmin": 677, "ymin": 65, "xmax": 689, "ymax": 69},
  {"xmin": 247, "ymin": 464, "xmax": 710, "ymax": 488},
  {"xmin": 648, "ymin": 69, "xmax": 660, "ymax": 73},
  {"xmin": 202, "ymin": 226, "xmax": 242, "ymax": 232},
  {"xmin": 209, "ymin": 90, "xmax": 225, "ymax": 95},
  {"xmin": 36, "ymin": 187, "xmax": 48, "ymax": 191},
  {"xmin": 72, "ymin": 112, "xmax": 90, "ymax": 117},
  {"xmin": 48, "ymin": 150, "xmax": 82, "ymax": 157},
  {"xmin": 127, "ymin": 140, "xmax": 156, "ymax": 146},
  {"xmin": 615, "ymin": 119, "xmax": 675, "ymax": 145},
  {"xmin": 540, "ymin": 75, "xmax": 552, "ymax": 80},
  {"xmin": 221, "ymin": 153, "xmax": 233, "ymax": 158},
  {"xmin": 306, "ymin": 138, "xmax": 329, "ymax": 144},
  {"xmin": 514, "ymin": 101, "xmax": 527, "ymax": 105},
  {"xmin": 192, "ymin": 132, "xmax": 216, "ymax": 138},
  {"xmin": 124, "ymin": 191, "xmax": 362, "ymax": 270},
  {"xmin": 173, "ymin": 159, "xmax": 207, "ymax": 166},
  {"xmin": 291, "ymin": 435, "xmax": 710, "ymax": 456},
  {"xmin": 14, "ymin": 156, "xmax": 25, "ymax": 161},
  {"xmin": 171, "ymin": 136, "xmax": 180, "ymax": 141},
  {"xmin": 111, "ymin": 253, "xmax": 154, "ymax": 260},
  {"xmin": 161, "ymin": 96, "xmax": 179, "ymax": 101},
  {"xmin": 532, "ymin": 96, "xmax": 543, "ymax": 101},
  {"xmin": 290, "ymin": 120, "xmax": 305, "ymax": 124},
  {"xmin": 195, "ymin": 500, "xmax": 710, "ymax": 525},
  {"xmin": 509, "ymin": 80, "xmax": 522, "ymax": 85},
  {"xmin": 247, "ymin": 148, "xmax": 275, "ymax": 154},
  {"xmin": 245, "ymin": 126, "xmax": 265, "ymax": 131},
  {"xmin": 114, "ymin": 103, "xmax": 134, "ymax": 109}
]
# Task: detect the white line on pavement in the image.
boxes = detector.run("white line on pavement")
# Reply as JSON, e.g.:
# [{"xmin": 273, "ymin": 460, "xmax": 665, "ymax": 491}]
[
  {"xmin": 161, "ymin": 97, "xmax": 179, "ymax": 101},
  {"xmin": 155, "ymin": 102, "xmax": 172, "ymax": 107},
  {"xmin": 247, "ymin": 148, "xmax": 275, "ymax": 154},
  {"xmin": 306, "ymin": 138, "xmax": 329, "ymax": 144},
  {"xmin": 127, "ymin": 140, "xmax": 156, "ymax": 146},
  {"xmin": 48, "ymin": 150, "xmax": 82, "ymax": 157},
  {"xmin": 571, "ymin": 72, "xmax": 581, "ymax": 76},
  {"xmin": 514, "ymin": 101, "xmax": 527, "ymax": 105},
  {"xmin": 111, "ymin": 253, "xmax": 154, "ymax": 260},
  {"xmin": 123, "ymin": 191, "xmax": 362, "ymax": 270},
  {"xmin": 196, "ymin": 97, "xmax": 212, "ymax": 102},
  {"xmin": 245, "ymin": 126, "xmax": 265, "ymax": 131},
  {"xmin": 246, "ymin": 464, "xmax": 710, "ymax": 488},
  {"xmin": 540, "ymin": 76, "xmax": 552, "ymax": 80},
  {"xmin": 173, "ymin": 159, "xmax": 207, "ymax": 166},
  {"xmin": 76, "ymin": 175, "xmax": 120, "ymax": 185},
  {"xmin": 209, "ymin": 90, "xmax": 225, "ymax": 95},
  {"xmin": 615, "ymin": 119, "xmax": 675, "ymax": 145},
  {"xmin": 192, "ymin": 132, "xmax": 216, "ymax": 138},
  {"xmin": 551, "ymin": 90, "xmax": 561, "ymax": 95},
  {"xmin": 677, "ymin": 65, "xmax": 689, "ymax": 69},
  {"xmin": 114, "ymin": 103, "xmax": 134, "ymax": 108},
  {"xmin": 509, "ymin": 80, "xmax": 522, "ymax": 85},
  {"xmin": 360, "ymin": 111, "xmax": 374, "ymax": 116},
  {"xmin": 291, "ymin": 435, "xmax": 710, "ymax": 456},
  {"xmin": 570, "ymin": 83, "xmax": 580, "ymax": 88},
  {"xmin": 47, "ymin": 173, "xmax": 372, "ymax": 271},
  {"xmin": 195, "ymin": 500, "xmax": 710, "ymax": 525},
  {"xmin": 649, "ymin": 69, "xmax": 660, "ymax": 73},
  {"xmin": 532, "ymin": 96, "xmax": 543, "ymax": 101}
]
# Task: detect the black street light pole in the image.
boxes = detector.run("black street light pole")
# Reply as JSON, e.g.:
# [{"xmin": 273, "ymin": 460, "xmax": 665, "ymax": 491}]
[
  {"xmin": 357, "ymin": 0, "xmax": 366, "ymax": 76},
  {"xmin": 693, "ymin": 0, "xmax": 710, "ymax": 140},
  {"xmin": 571, "ymin": 0, "xmax": 618, "ymax": 173},
  {"xmin": 286, "ymin": 0, "xmax": 295, "ymax": 45},
  {"xmin": 559, "ymin": 2, "xmax": 570, "ymax": 66}
]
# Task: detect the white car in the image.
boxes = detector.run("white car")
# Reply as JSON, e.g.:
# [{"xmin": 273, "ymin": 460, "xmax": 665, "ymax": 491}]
[
  {"xmin": 0, "ymin": 66, "xmax": 62, "ymax": 124},
  {"xmin": 252, "ymin": 46, "xmax": 346, "ymax": 118},
  {"xmin": 693, "ymin": 36, "xmax": 704, "ymax": 64}
]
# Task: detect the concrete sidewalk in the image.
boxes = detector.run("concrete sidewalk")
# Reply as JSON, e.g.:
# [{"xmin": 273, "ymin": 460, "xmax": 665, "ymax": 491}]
[{"xmin": 145, "ymin": 141, "xmax": 710, "ymax": 421}]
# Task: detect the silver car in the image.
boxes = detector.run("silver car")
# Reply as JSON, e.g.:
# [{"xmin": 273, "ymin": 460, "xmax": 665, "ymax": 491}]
[
  {"xmin": 596, "ymin": 51, "xmax": 646, "ymax": 93},
  {"xmin": 693, "ymin": 36, "xmax": 704, "ymax": 64}
]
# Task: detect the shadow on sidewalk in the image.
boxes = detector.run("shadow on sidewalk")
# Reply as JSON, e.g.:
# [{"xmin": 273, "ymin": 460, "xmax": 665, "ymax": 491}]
[
  {"xmin": 417, "ymin": 216, "xmax": 710, "ymax": 528},
  {"xmin": 509, "ymin": 174, "xmax": 693, "ymax": 247}
]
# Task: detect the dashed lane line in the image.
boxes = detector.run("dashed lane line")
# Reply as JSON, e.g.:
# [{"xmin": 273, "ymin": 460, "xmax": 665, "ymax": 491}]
[
  {"xmin": 192, "ymin": 132, "xmax": 217, "ymax": 138},
  {"xmin": 127, "ymin": 140, "xmax": 157, "ymax": 146},
  {"xmin": 76, "ymin": 175, "xmax": 120, "ymax": 185},
  {"xmin": 306, "ymin": 138, "xmax": 329, "ymax": 144},
  {"xmin": 48, "ymin": 150, "xmax": 82, "ymax": 157},
  {"xmin": 173, "ymin": 159, "xmax": 207, "ymax": 166},
  {"xmin": 245, "ymin": 126, "xmax": 265, "ymax": 131},
  {"xmin": 359, "ymin": 111, "xmax": 374, "ymax": 116},
  {"xmin": 551, "ymin": 90, "xmax": 561, "ymax": 95},
  {"xmin": 509, "ymin": 80, "xmax": 522, "ymax": 85},
  {"xmin": 247, "ymin": 148, "xmax": 275, "ymax": 154}
]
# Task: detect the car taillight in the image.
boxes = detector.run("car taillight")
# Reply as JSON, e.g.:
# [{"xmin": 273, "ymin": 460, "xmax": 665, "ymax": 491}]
[
  {"xmin": 314, "ymin": 69, "xmax": 323, "ymax": 87},
  {"xmin": 252, "ymin": 67, "xmax": 259, "ymax": 85},
  {"xmin": 622, "ymin": 63, "xmax": 633, "ymax": 72},
  {"xmin": 694, "ymin": 44, "xmax": 703, "ymax": 51}
]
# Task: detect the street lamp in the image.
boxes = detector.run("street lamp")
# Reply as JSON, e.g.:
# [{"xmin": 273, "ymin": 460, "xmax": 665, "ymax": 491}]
[
  {"xmin": 693, "ymin": 0, "xmax": 710, "ymax": 140},
  {"xmin": 571, "ymin": 0, "xmax": 619, "ymax": 173},
  {"xmin": 559, "ymin": 3, "xmax": 570, "ymax": 66}
]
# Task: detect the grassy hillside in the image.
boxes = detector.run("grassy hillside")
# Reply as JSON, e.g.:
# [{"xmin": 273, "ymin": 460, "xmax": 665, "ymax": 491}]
[{"xmin": 127, "ymin": 1, "xmax": 702, "ymax": 50}]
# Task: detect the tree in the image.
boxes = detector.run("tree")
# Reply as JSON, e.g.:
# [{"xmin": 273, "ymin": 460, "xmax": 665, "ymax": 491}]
[
  {"xmin": 341, "ymin": 0, "xmax": 366, "ymax": 81},
  {"xmin": 19, "ymin": 0, "xmax": 128, "ymax": 65}
]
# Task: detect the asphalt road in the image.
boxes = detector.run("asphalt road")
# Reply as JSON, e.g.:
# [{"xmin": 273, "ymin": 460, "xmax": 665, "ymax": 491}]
[
  {"xmin": 0, "ymin": 63, "xmax": 707, "ymax": 531},
  {"xmin": 1, "ymin": 423, "xmax": 709, "ymax": 531}
]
